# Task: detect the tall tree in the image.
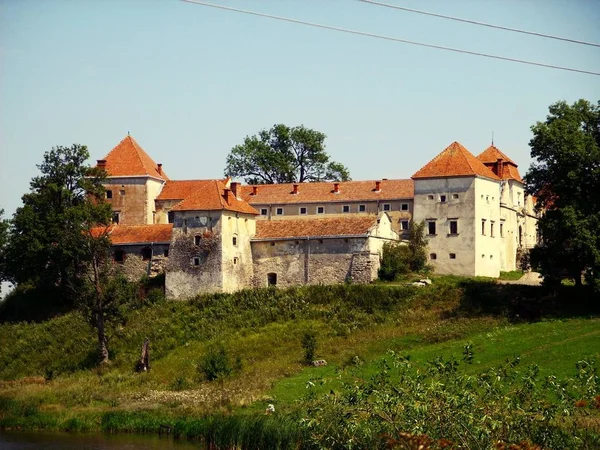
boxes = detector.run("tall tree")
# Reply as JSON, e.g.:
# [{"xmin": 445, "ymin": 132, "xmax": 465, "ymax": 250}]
[
  {"xmin": 4, "ymin": 145, "xmax": 111, "ymax": 292},
  {"xmin": 0, "ymin": 209, "xmax": 8, "ymax": 293},
  {"xmin": 225, "ymin": 124, "xmax": 350, "ymax": 184},
  {"xmin": 525, "ymin": 99, "xmax": 600, "ymax": 289}
]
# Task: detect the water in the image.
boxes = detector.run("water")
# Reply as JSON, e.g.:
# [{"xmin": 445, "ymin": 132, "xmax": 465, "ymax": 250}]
[{"xmin": 0, "ymin": 430, "xmax": 201, "ymax": 449}]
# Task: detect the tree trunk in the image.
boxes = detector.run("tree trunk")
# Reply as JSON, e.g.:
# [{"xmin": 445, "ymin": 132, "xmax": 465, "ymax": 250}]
[
  {"xmin": 97, "ymin": 312, "xmax": 109, "ymax": 364},
  {"xmin": 135, "ymin": 338, "xmax": 150, "ymax": 372}
]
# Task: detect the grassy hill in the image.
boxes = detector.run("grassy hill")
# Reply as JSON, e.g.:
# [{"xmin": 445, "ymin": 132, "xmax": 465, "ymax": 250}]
[{"xmin": 0, "ymin": 277, "xmax": 599, "ymax": 448}]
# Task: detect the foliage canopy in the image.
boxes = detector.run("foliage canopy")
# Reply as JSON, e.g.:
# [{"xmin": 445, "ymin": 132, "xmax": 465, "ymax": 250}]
[
  {"xmin": 525, "ymin": 99, "xmax": 600, "ymax": 289},
  {"xmin": 378, "ymin": 221, "xmax": 429, "ymax": 280},
  {"xmin": 224, "ymin": 124, "xmax": 350, "ymax": 184}
]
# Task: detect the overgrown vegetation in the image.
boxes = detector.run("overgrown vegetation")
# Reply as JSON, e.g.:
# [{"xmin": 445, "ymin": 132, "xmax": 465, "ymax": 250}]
[
  {"xmin": 378, "ymin": 220, "xmax": 429, "ymax": 281},
  {"xmin": 499, "ymin": 270, "xmax": 524, "ymax": 280},
  {"xmin": 1, "ymin": 279, "xmax": 598, "ymax": 448}
]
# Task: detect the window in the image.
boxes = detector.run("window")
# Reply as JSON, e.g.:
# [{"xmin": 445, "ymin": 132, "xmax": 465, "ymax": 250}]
[
  {"xmin": 317, "ymin": 206, "xmax": 324, "ymax": 214},
  {"xmin": 192, "ymin": 257, "xmax": 201, "ymax": 266},
  {"xmin": 276, "ymin": 207, "xmax": 284, "ymax": 215},
  {"xmin": 112, "ymin": 212, "xmax": 120, "ymax": 224},
  {"xmin": 440, "ymin": 195, "xmax": 447, "ymax": 203},
  {"xmin": 449, "ymin": 220, "xmax": 458, "ymax": 235},
  {"xmin": 428, "ymin": 221, "xmax": 436, "ymax": 235},
  {"xmin": 383, "ymin": 203, "xmax": 391, "ymax": 211},
  {"xmin": 113, "ymin": 249, "xmax": 125, "ymax": 263},
  {"xmin": 430, "ymin": 253, "xmax": 437, "ymax": 260},
  {"xmin": 342, "ymin": 205, "xmax": 350, "ymax": 213},
  {"xmin": 401, "ymin": 220, "xmax": 409, "ymax": 231},
  {"xmin": 260, "ymin": 208, "xmax": 268, "ymax": 216},
  {"xmin": 427, "ymin": 195, "xmax": 434, "ymax": 200},
  {"xmin": 359, "ymin": 204, "xmax": 366, "ymax": 212},
  {"xmin": 141, "ymin": 247, "xmax": 152, "ymax": 261},
  {"xmin": 106, "ymin": 190, "xmax": 113, "ymax": 199},
  {"xmin": 481, "ymin": 219, "xmax": 486, "ymax": 235},
  {"xmin": 452, "ymin": 194, "xmax": 459, "ymax": 199},
  {"xmin": 270, "ymin": 242, "xmax": 275, "ymax": 246},
  {"xmin": 490, "ymin": 221, "xmax": 495, "ymax": 237},
  {"xmin": 194, "ymin": 235, "xmax": 201, "ymax": 245},
  {"xmin": 267, "ymin": 272, "xmax": 277, "ymax": 286},
  {"xmin": 163, "ymin": 249, "xmax": 169, "ymax": 257},
  {"xmin": 449, "ymin": 253, "xmax": 456, "ymax": 259},
  {"xmin": 299, "ymin": 207, "xmax": 307, "ymax": 215},
  {"xmin": 500, "ymin": 222, "xmax": 504, "ymax": 237},
  {"xmin": 168, "ymin": 211, "xmax": 174, "ymax": 224},
  {"xmin": 233, "ymin": 257, "xmax": 239, "ymax": 265},
  {"xmin": 401, "ymin": 203, "xmax": 408, "ymax": 211},
  {"xmin": 232, "ymin": 236, "xmax": 237, "ymax": 246},
  {"xmin": 481, "ymin": 254, "xmax": 485, "ymax": 259},
  {"xmin": 119, "ymin": 189, "xmax": 125, "ymax": 196},
  {"xmin": 318, "ymin": 239, "xmax": 323, "ymax": 244}
]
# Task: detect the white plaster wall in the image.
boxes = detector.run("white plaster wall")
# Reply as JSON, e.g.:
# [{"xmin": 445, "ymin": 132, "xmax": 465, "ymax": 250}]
[
  {"xmin": 146, "ymin": 178, "xmax": 165, "ymax": 225},
  {"xmin": 221, "ymin": 211, "xmax": 256, "ymax": 292},
  {"xmin": 473, "ymin": 178, "xmax": 502, "ymax": 277},
  {"xmin": 412, "ymin": 177, "xmax": 477, "ymax": 276}
]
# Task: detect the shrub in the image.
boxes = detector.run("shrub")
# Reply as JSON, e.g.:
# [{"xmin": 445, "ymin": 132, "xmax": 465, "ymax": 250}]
[
  {"xmin": 198, "ymin": 344, "xmax": 234, "ymax": 381},
  {"xmin": 378, "ymin": 242, "xmax": 412, "ymax": 280},
  {"xmin": 301, "ymin": 331, "xmax": 317, "ymax": 363}
]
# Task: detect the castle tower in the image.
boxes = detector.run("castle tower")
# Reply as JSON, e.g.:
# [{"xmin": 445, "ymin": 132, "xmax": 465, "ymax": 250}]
[
  {"xmin": 412, "ymin": 142, "xmax": 501, "ymax": 277},
  {"xmin": 96, "ymin": 135, "xmax": 168, "ymax": 225}
]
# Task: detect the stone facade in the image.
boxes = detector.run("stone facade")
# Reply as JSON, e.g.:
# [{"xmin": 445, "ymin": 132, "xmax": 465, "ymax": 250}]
[{"xmin": 97, "ymin": 136, "xmax": 539, "ymax": 299}]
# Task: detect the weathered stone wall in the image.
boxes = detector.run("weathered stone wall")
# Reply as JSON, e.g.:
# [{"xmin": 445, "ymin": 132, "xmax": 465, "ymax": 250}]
[
  {"xmin": 110, "ymin": 243, "xmax": 169, "ymax": 281},
  {"xmin": 165, "ymin": 212, "xmax": 223, "ymax": 299},
  {"xmin": 251, "ymin": 237, "xmax": 374, "ymax": 288},
  {"xmin": 104, "ymin": 177, "xmax": 164, "ymax": 225}
]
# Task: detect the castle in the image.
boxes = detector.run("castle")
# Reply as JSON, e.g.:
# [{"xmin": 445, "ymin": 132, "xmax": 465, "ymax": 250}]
[{"xmin": 96, "ymin": 135, "xmax": 539, "ymax": 299}]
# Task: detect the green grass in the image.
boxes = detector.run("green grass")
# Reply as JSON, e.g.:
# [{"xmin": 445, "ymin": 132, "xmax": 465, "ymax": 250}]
[
  {"xmin": 1, "ymin": 277, "xmax": 599, "ymax": 447},
  {"xmin": 499, "ymin": 270, "xmax": 525, "ymax": 280}
]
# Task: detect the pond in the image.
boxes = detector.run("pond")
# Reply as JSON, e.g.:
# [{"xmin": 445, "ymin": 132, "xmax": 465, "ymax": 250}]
[{"xmin": 0, "ymin": 430, "xmax": 201, "ymax": 449}]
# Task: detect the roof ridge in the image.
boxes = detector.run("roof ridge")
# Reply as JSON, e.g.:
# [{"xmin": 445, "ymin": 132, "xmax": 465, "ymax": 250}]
[{"xmin": 129, "ymin": 136, "xmax": 148, "ymax": 176}]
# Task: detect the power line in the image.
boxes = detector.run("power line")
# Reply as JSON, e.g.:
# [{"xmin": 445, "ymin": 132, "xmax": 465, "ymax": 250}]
[
  {"xmin": 358, "ymin": 0, "xmax": 600, "ymax": 48},
  {"xmin": 180, "ymin": 0, "xmax": 600, "ymax": 77}
]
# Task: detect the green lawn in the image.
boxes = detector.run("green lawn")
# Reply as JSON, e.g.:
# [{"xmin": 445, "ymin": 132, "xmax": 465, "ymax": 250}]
[
  {"xmin": 499, "ymin": 270, "xmax": 525, "ymax": 280},
  {"xmin": 268, "ymin": 317, "xmax": 600, "ymax": 405}
]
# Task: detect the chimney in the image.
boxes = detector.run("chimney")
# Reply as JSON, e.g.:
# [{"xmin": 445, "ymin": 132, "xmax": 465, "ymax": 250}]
[
  {"xmin": 375, "ymin": 181, "xmax": 381, "ymax": 192},
  {"xmin": 157, "ymin": 163, "xmax": 162, "ymax": 175},
  {"xmin": 231, "ymin": 182, "xmax": 240, "ymax": 200},
  {"xmin": 292, "ymin": 184, "xmax": 299, "ymax": 195},
  {"xmin": 224, "ymin": 188, "xmax": 230, "ymax": 202},
  {"xmin": 97, "ymin": 159, "xmax": 107, "ymax": 169},
  {"xmin": 333, "ymin": 183, "xmax": 340, "ymax": 194},
  {"xmin": 496, "ymin": 158, "xmax": 503, "ymax": 177},
  {"xmin": 252, "ymin": 185, "xmax": 258, "ymax": 196}
]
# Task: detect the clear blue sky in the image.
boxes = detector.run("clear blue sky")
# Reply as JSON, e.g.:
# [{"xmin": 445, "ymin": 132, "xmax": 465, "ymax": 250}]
[{"xmin": 1, "ymin": 0, "xmax": 599, "ymax": 217}]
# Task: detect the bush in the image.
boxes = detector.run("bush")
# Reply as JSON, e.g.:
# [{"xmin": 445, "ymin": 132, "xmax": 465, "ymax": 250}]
[
  {"xmin": 301, "ymin": 331, "xmax": 317, "ymax": 363},
  {"xmin": 379, "ymin": 221, "xmax": 430, "ymax": 281},
  {"xmin": 198, "ymin": 344, "xmax": 235, "ymax": 381}
]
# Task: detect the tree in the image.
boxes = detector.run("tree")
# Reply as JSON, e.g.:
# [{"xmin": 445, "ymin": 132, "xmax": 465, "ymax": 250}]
[
  {"xmin": 4, "ymin": 144, "xmax": 111, "ymax": 292},
  {"xmin": 224, "ymin": 124, "xmax": 350, "ymax": 184},
  {"xmin": 525, "ymin": 99, "xmax": 600, "ymax": 290},
  {"xmin": 3, "ymin": 144, "xmax": 130, "ymax": 363},
  {"xmin": 0, "ymin": 209, "xmax": 8, "ymax": 293},
  {"xmin": 378, "ymin": 221, "xmax": 429, "ymax": 280}
]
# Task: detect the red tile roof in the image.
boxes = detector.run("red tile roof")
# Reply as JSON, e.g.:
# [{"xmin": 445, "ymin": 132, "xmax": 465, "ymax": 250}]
[
  {"xmin": 171, "ymin": 180, "xmax": 258, "ymax": 215},
  {"xmin": 156, "ymin": 180, "xmax": 217, "ymax": 200},
  {"xmin": 476, "ymin": 146, "xmax": 523, "ymax": 183},
  {"xmin": 254, "ymin": 216, "xmax": 378, "ymax": 239},
  {"xmin": 98, "ymin": 135, "xmax": 168, "ymax": 180},
  {"xmin": 240, "ymin": 179, "xmax": 413, "ymax": 204},
  {"xmin": 412, "ymin": 142, "xmax": 500, "ymax": 180},
  {"xmin": 91, "ymin": 224, "xmax": 173, "ymax": 244},
  {"xmin": 477, "ymin": 145, "xmax": 516, "ymax": 165}
]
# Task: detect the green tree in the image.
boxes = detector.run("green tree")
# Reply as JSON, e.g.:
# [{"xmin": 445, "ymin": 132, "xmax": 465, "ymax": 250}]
[
  {"xmin": 378, "ymin": 221, "xmax": 429, "ymax": 280},
  {"xmin": 0, "ymin": 209, "xmax": 8, "ymax": 293},
  {"xmin": 4, "ymin": 145, "xmax": 111, "ymax": 292},
  {"xmin": 525, "ymin": 99, "xmax": 600, "ymax": 289},
  {"xmin": 225, "ymin": 124, "xmax": 350, "ymax": 184},
  {"xmin": 2, "ymin": 144, "xmax": 128, "ymax": 362}
]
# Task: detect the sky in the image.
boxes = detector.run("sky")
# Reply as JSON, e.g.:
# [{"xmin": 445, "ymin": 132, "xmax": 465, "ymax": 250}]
[{"xmin": 1, "ymin": 0, "xmax": 599, "ymax": 219}]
